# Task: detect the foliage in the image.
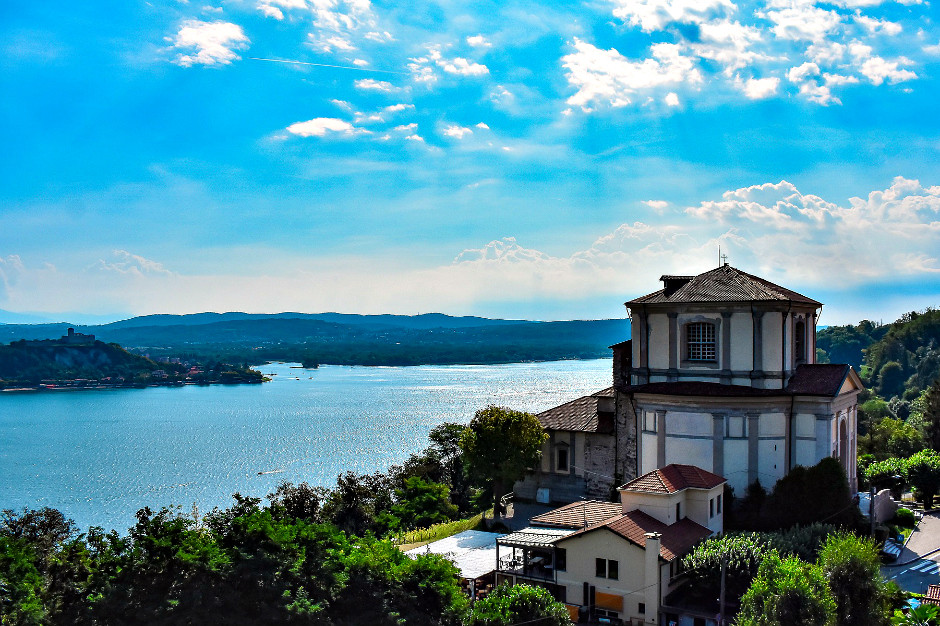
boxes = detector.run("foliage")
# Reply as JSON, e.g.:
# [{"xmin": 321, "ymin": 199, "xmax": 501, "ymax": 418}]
[
  {"xmin": 891, "ymin": 604, "xmax": 939, "ymax": 626},
  {"xmin": 816, "ymin": 320, "xmax": 887, "ymax": 371},
  {"xmin": 737, "ymin": 551, "xmax": 836, "ymax": 626},
  {"xmin": 905, "ymin": 450, "xmax": 940, "ymax": 509},
  {"xmin": 861, "ymin": 417, "xmax": 924, "ymax": 460},
  {"xmin": 894, "ymin": 508, "xmax": 916, "ymax": 528},
  {"xmin": 765, "ymin": 523, "xmax": 839, "ymax": 563},
  {"xmin": 0, "ymin": 495, "xmax": 468, "ymax": 625},
  {"xmin": 866, "ymin": 457, "xmax": 909, "ymax": 492},
  {"xmin": 389, "ymin": 477, "xmax": 459, "ymax": 530},
  {"xmin": 465, "ymin": 583, "xmax": 570, "ymax": 626},
  {"xmin": 817, "ymin": 533, "xmax": 888, "ymax": 626},
  {"xmin": 864, "ymin": 309, "xmax": 940, "ymax": 400},
  {"xmin": 460, "ymin": 406, "xmax": 547, "ymax": 515},
  {"xmin": 923, "ymin": 378, "xmax": 940, "ymax": 452},
  {"xmin": 393, "ymin": 512, "xmax": 484, "ymax": 548},
  {"xmin": 762, "ymin": 458, "xmax": 860, "ymax": 530},
  {"xmin": 682, "ymin": 533, "xmax": 769, "ymax": 604}
]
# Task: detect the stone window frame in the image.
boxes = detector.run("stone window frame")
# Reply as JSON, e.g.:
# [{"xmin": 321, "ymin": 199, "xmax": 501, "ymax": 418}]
[
  {"xmin": 794, "ymin": 316, "xmax": 807, "ymax": 365},
  {"xmin": 680, "ymin": 316, "xmax": 721, "ymax": 369},
  {"xmin": 725, "ymin": 415, "xmax": 748, "ymax": 439}
]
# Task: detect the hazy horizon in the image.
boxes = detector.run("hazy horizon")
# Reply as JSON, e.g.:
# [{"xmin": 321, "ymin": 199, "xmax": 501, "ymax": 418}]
[{"xmin": 3, "ymin": 1, "xmax": 939, "ymax": 326}]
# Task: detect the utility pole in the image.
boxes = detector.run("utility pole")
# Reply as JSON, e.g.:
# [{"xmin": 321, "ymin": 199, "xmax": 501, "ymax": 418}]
[{"xmin": 718, "ymin": 553, "xmax": 727, "ymax": 626}]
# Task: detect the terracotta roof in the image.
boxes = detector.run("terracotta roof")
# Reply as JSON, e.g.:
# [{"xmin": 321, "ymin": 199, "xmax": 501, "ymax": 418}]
[
  {"xmin": 785, "ymin": 364, "xmax": 853, "ymax": 395},
  {"xmin": 536, "ymin": 390, "xmax": 615, "ymax": 433},
  {"xmin": 620, "ymin": 464, "xmax": 726, "ymax": 494},
  {"xmin": 627, "ymin": 265, "xmax": 821, "ymax": 307},
  {"xmin": 529, "ymin": 501, "xmax": 622, "ymax": 529},
  {"xmin": 925, "ymin": 584, "xmax": 940, "ymax": 606},
  {"xmin": 557, "ymin": 509, "xmax": 711, "ymax": 562}
]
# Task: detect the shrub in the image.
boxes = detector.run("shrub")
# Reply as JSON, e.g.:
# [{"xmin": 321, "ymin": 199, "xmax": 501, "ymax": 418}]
[{"xmin": 894, "ymin": 508, "xmax": 916, "ymax": 528}]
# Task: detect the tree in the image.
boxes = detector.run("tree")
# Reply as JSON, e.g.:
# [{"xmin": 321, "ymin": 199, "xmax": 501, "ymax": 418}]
[
  {"xmin": 389, "ymin": 476, "xmax": 458, "ymax": 530},
  {"xmin": 905, "ymin": 450, "xmax": 940, "ymax": 509},
  {"xmin": 681, "ymin": 533, "xmax": 768, "ymax": 604},
  {"xmin": 817, "ymin": 533, "xmax": 888, "ymax": 626},
  {"xmin": 891, "ymin": 604, "xmax": 939, "ymax": 626},
  {"xmin": 763, "ymin": 458, "xmax": 858, "ymax": 530},
  {"xmin": 737, "ymin": 551, "xmax": 836, "ymax": 626},
  {"xmin": 460, "ymin": 406, "xmax": 547, "ymax": 516},
  {"xmin": 465, "ymin": 583, "xmax": 570, "ymax": 626},
  {"xmin": 923, "ymin": 378, "xmax": 940, "ymax": 452}
]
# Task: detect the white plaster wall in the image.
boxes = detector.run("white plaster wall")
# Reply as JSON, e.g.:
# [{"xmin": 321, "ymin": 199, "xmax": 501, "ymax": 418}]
[
  {"xmin": 759, "ymin": 413, "xmax": 786, "ymax": 437},
  {"xmin": 555, "ymin": 531, "xmax": 648, "ymax": 617},
  {"xmin": 641, "ymin": 432, "xmax": 658, "ymax": 476},
  {"xmin": 794, "ymin": 413, "xmax": 815, "ymax": 438},
  {"xmin": 724, "ymin": 439, "xmax": 748, "ymax": 494},
  {"xmin": 540, "ymin": 440, "xmax": 550, "ymax": 472},
  {"xmin": 619, "ymin": 491, "xmax": 682, "ymax": 525},
  {"xmin": 684, "ymin": 487, "xmax": 724, "ymax": 532},
  {"xmin": 665, "ymin": 437, "xmax": 711, "ymax": 473},
  {"xmin": 795, "ymin": 439, "xmax": 818, "ymax": 468},
  {"xmin": 758, "ymin": 440, "xmax": 785, "ymax": 485},
  {"xmin": 730, "ymin": 312, "xmax": 753, "ymax": 371},
  {"xmin": 761, "ymin": 312, "xmax": 783, "ymax": 374},
  {"xmin": 665, "ymin": 411, "xmax": 712, "ymax": 437},
  {"xmin": 574, "ymin": 433, "xmax": 585, "ymax": 477},
  {"xmin": 648, "ymin": 313, "xmax": 670, "ymax": 370}
]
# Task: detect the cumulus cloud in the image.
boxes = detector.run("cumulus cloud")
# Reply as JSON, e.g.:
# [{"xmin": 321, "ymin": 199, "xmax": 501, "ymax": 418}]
[
  {"xmin": 170, "ymin": 20, "xmax": 249, "ymax": 67},
  {"xmin": 466, "ymin": 34, "xmax": 491, "ymax": 48},
  {"xmin": 285, "ymin": 117, "xmax": 366, "ymax": 137},
  {"xmin": 90, "ymin": 250, "xmax": 174, "ymax": 276},
  {"xmin": 610, "ymin": 0, "xmax": 735, "ymax": 33},
  {"xmin": 442, "ymin": 124, "xmax": 473, "ymax": 139},
  {"xmin": 562, "ymin": 39, "xmax": 702, "ymax": 109},
  {"xmin": 354, "ymin": 78, "xmax": 399, "ymax": 92},
  {"xmin": 408, "ymin": 46, "xmax": 489, "ymax": 84},
  {"xmin": 741, "ymin": 76, "xmax": 779, "ymax": 99}
]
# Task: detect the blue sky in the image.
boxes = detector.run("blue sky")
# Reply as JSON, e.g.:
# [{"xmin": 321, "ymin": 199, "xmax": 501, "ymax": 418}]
[{"xmin": 1, "ymin": 0, "xmax": 939, "ymax": 325}]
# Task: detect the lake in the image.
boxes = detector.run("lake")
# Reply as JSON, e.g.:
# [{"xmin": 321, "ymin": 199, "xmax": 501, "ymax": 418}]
[{"xmin": 0, "ymin": 359, "xmax": 612, "ymax": 532}]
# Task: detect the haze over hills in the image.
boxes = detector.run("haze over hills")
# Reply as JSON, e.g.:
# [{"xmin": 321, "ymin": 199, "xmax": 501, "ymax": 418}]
[{"xmin": 0, "ymin": 313, "xmax": 630, "ymax": 366}]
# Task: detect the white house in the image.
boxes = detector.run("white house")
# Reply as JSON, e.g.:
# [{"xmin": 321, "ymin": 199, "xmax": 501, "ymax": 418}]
[
  {"xmin": 516, "ymin": 264, "xmax": 862, "ymax": 502},
  {"xmin": 498, "ymin": 464, "xmax": 726, "ymax": 625}
]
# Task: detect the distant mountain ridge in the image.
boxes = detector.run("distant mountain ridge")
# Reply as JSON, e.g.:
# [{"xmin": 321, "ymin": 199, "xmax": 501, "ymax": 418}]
[{"xmin": 0, "ymin": 312, "xmax": 629, "ymax": 366}]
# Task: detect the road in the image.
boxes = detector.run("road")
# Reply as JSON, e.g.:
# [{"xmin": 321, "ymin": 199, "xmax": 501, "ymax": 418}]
[{"xmin": 883, "ymin": 511, "xmax": 940, "ymax": 593}]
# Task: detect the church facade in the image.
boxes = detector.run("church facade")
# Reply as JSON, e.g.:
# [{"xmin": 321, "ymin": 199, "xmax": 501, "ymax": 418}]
[{"xmin": 515, "ymin": 264, "xmax": 862, "ymax": 503}]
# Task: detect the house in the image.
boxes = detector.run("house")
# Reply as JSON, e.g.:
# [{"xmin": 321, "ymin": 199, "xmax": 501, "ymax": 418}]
[
  {"xmin": 497, "ymin": 464, "xmax": 726, "ymax": 625},
  {"xmin": 516, "ymin": 264, "xmax": 862, "ymax": 503}
]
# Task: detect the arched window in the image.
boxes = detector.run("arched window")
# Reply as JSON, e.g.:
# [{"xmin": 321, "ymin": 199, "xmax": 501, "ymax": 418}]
[
  {"xmin": 795, "ymin": 320, "xmax": 806, "ymax": 363},
  {"xmin": 686, "ymin": 322, "xmax": 717, "ymax": 362}
]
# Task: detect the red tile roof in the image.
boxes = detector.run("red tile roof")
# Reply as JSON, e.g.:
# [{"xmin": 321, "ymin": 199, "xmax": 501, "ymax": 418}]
[
  {"xmin": 529, "ymin": 501, "xmax": 622, "ymax": 529},
  {"xmin": 627, "ymin": 265, "xmax": 821, "ymax": 307},
  {"xmin": 622, "ymin": 366, "xmax": 861, "ymax": 399},
  {"xmin": 557, "ymin": 509, "xmax": 712, "ymax": 562},
  {"xmin": 536, "ymin": 389, "xmax": 615, "ymax": 433},
  {"xmin": 785, "ymin": 364, "xmax": 854, "ymax": 395},
  {"xmin": 620, "ymin": 464, "xmax": 726, "ymax": 494}
]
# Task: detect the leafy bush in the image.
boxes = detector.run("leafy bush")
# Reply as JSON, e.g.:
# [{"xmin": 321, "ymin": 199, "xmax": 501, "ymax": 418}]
[
  {"xmin": 465, "ymin": 583, "xmax": 569, "ymax": 626},
  {"xmin": 894, "ymin": 508, "xmax": 916, "ymax": 528}
]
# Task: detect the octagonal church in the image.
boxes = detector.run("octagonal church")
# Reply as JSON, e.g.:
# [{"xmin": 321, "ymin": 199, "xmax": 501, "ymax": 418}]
[{"xmin": 515, "ymin": 264, "xmax": 862, "ymax": 503}]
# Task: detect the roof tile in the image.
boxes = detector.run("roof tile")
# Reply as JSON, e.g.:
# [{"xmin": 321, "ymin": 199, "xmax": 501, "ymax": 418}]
[
  {"xmin": 628, "ymin": 265, "xmax": 821, "ymax": 306},
  {"xmin": 559, "ymin": 509, "xmax": 712, "ymax": 562},
  {"xmin": 620, "ymin": 464, "xmax": 726, "ymax": 494},
  {"xmin": 530, "ymin": 501, "xmax": 622, "ymax": 529}
]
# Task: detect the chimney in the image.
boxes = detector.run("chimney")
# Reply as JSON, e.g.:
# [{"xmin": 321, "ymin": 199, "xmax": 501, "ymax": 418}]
[{"xmin": 644, "ymin": 532, "xmax": 662, "ymax": 625}]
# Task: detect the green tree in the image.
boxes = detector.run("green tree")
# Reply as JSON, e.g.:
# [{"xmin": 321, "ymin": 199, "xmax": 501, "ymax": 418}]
[
  {"xmin": 905, "ymin": 450, "xmax": 940, "ymax": 509},
  {"xmin": 389, "ymin": 476, "xmax": 458, "ymax": 530},
  {"xmin": 763, "ymin": 458, "xmax": 858, "ymax": 530},
  {"xmin": 460, "ymin": 406, "xmax": 547, "ymax": 516},
  {"xmin": 682, "ymin": 533, "xmax": 768, "ymax": 605},
  {"xmin": 891, "ymin": 604, "xmax": 939, "ymax": 626},
  {"xmin": 465, "ymin": 583, "xmax": 570, "ymax": 626},
  {"xmin": 923, "ymin": 378, "xmax": 940, "ymax": 452},
  {"xmin": 817, "ymin": 532, "xmax": 888, "ymax": 626},
  {"xmin": 737, "ymin": 551, "xmax": 836, "ymax": 626}
]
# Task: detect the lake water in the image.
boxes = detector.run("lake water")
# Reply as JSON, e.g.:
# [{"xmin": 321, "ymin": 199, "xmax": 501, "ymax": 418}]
[{"xmin": 0, "ymin": 359, "xmax": 612, "ymax": 532}]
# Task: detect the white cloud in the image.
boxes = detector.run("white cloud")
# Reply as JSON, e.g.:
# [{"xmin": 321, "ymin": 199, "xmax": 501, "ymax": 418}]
[
  {"xmin": 405, "ymin": 134, "xmax": 424, "ymax": 142},
  {"xmin": 643, "ymin": 200, "xmax": 669, "ymax": 214},
  {"xmin": 440, "ymin": 56, "xmax": 489, "ymax": 76},
  {"xmin": 854, "ymin": 14, "xmax": 902, "ymax": 35},
  {"xmin": 475, "ymin": 122, "xmax": 490, "ymax": 129},
  {"xmin": 353, "ymin": 58, "xmax": 369, "ymax": 66},
  {"xmin": 758, "ymin": 4, "xmax": 842, "ymax": 41},
  {"xmin": 91, "ymin": 250, "xmax": 174, "ymax": 277},
  {"xmin": 442, "ymin": 124, "xmax": 473, "ymax": 139},
  {"xmin": 610, "ymin": 0, "xmax": 735, "ymax": 33},
  {"xmin": 786, "ymin": 62, "xmax": 840, "ymax": 105},
  {"xmin": 170, "ymin": 20, "xmax": 249, "ymax": 67},
  {"xmin": 354, "ymin": 78, "xmax": 399, "ymax": 92},
  {"xmin": 393, "ymin": 123, "xmax": 417, "ymax": 132},
  {"xmin": 331, "ymin": 99, "xmax": 353, "ymax": 110},
  {"xmin": 665, "ymin": 92, "xmax": 680, "ymax": 106},
  {"xmin": 466, "ymin": 34, "xmax": 491, "ymax": 48},
  {"xmin": 562, "ymin": 39, "xmax": 702, "ymax": 109},
  {"xmin": 383, "ymin": 103, "xmax": 413, "ymax": 114},
  {"xmin": 859, "ymin": 56, "xmax": 917, "ymax": 85},
  {"xmin": 741, "ymin": 76, "xmax": 779, "ymax": 99},
  {"xmin": 285, "ymin": 117, "xmax": 366, "ymax": 137}
]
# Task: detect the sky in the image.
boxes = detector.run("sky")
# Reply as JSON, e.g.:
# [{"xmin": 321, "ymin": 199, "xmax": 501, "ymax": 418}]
[{"xmin": 1, "ymin": 0, "xmax": 939, "ymax": 325}]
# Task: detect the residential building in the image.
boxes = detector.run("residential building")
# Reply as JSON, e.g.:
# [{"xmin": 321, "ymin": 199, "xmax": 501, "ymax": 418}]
[{"xmin": 498, "ymin": 464, "xmax": 726, "ymax": 625}]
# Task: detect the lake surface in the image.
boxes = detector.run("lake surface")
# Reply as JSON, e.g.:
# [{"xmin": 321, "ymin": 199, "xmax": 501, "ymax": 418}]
[{"xmin": 1, "ymin": 359, "xmax": 612, "ymax": 532}]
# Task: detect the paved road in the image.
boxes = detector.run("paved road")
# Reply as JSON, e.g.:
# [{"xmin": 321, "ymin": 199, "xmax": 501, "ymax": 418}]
[{"xmin": 883, "ymin": 512, "xmax": 940, "ymax": 593}]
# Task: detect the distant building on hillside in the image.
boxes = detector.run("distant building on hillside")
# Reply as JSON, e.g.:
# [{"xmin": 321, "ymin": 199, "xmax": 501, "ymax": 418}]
[
  {"xmin": 60, "ymin": 327, "xmax": 95, "ymax": 345},
  {"xmin": 515, "ymin": 264, "xmax": 862, "ymax": 503}
]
